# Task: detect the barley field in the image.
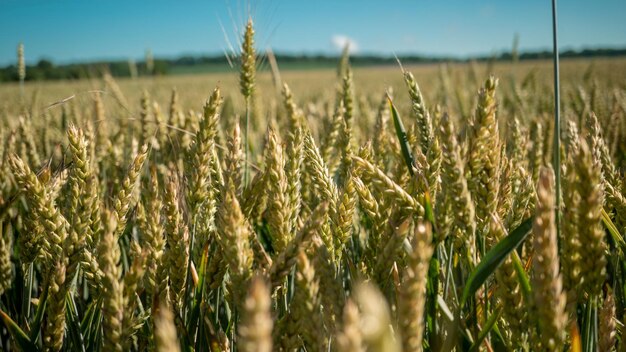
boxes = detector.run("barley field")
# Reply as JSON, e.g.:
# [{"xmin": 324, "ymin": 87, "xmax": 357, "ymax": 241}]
[{"xmin": 1, "ymin": 22, "xmax": 626, "ymax": 352}]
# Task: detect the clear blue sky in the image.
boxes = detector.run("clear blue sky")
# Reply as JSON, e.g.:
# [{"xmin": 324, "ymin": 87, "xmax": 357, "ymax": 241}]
[{"xmin": 1, "ymin": 0, "xmax": 625, "ymax": 66}]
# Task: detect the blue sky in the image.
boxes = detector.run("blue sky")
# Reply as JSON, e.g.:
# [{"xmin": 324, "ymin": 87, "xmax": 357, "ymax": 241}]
[{"xmin": 0, "ymin": 0, "xmax": 625, "ymax": 66}]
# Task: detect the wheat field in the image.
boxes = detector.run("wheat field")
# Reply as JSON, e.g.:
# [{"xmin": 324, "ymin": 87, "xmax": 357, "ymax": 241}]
[{"xmin": 1, "ymin": 21, "xmax": 626, "ymax": 352}]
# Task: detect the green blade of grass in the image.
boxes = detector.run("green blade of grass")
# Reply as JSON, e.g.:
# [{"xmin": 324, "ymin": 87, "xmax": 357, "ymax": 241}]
[
  {"xmin": 582, "ymin": 298, "xmax": 597, "ymax": 352},
  {"xmin": 29, "ymin": 285, "xmax": 48, "ymax": 343},
  {"xmin": 24, "ymin": 263, "xmax": 34, "ymax": 320},
  {"xmin": 490, "ymin": 322, "xmax": 506, "ymax": 350},
  {"xmin": 461, "ymin": 217, "xmax": 533, "ymax": 306},
  {"xmin": 65, "ymin": 293, "xmax": 86, "ymax": 352},
  {"xmin": 195, "ymin": 244, "xmax": 209, "ymax": 298},
  {"xmin": 388, "ymin": 94, "xmax": 415, "ymax": 176},
  {"xmin": 188, "ymin": 243, "xmax": 209, "ymax": 345},
  {"xmin": 602, "ymin": 208, "xmax": 625, "ymax": 253},
  {"xmin": 79, "ymin": 300, "xmax": 96, "ymax": 340},
  {"xmin": 423, "ymin": 189, "xmax": 436, "ymax": 228},
  {"xmin": 80, "ymin": 298, "xmax": 102, "ymax": 351},
  {"xmin": 510, "ymin": 250, "xmax": 531, "ymax": 299},
  {"xmin": 437, "ymin": 294, "xmax": 454, "ymax": 323},
  {"xmin": 0, "ymin": 309, "xmax": 37, "ymax": 352},
  {"xmin": 468, "ymin": 305, "xmax": 502, "ymax": 352}
]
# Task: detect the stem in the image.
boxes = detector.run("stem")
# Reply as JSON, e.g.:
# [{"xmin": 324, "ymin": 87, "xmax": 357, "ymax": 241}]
[
  {"xmin": 551, "ymin": 0, "xmax": 561, "ymax": 239},
  {"xmin": 244, "ymin": 97, "xmax": 251, "ymax": 187},
  {"xmin": 183, "ymin": 213, "xmax": 198, "ymax": 323},
  {"xmin": 589, "ymin": 296, "xmax": 599, "ymax": 351},
  {"xmin": 480, "ymin": 231, "xmax": 488, "ymax": 325},
  {"xmin": 583, "ymin": 299, "xmax": 595, "ymax": 352},
  {"xmin": 443, "ymin": 243, "xmax": 454, "ymax": 299},
  {"xmin": 428, "ymin": 246, "xmax": 441, "ymax": 350},
  {"xmin": 19, "ymin": 79, "xmax": 24, "ymax": 102}
]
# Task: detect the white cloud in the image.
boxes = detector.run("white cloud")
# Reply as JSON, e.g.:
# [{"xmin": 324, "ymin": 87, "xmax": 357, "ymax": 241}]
[{"xmin": 331, "ymin": 35, "xmax": 359, "ymax": 53}]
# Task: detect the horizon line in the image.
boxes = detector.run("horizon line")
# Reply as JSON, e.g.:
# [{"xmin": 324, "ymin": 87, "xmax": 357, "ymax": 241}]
[{"xmin": 3, "ymin": 44, "xmax": 626, "ymax": 67}]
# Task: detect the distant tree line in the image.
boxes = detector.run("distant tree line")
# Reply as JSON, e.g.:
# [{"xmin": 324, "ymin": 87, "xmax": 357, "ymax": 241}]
[
  {"xmin": 1, "ymin": 47, "xmax": 625, "ymax": 82},
  {"xmin": 497, "ymin": 48, "xmax": 626, "ymax": 61},
  {"xmin": 0, "ymin": 58, "xmax": 169, "ymax": 82}
]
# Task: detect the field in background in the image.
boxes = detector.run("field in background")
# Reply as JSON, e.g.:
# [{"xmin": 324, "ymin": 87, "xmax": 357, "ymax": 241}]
[
  {"xmin": 2, "ymin": 56, "xmax": 625, "ymax": 166},
  {"xmin": 2, "ymin": 57, "xmax": 626, "ymax": 119}
]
